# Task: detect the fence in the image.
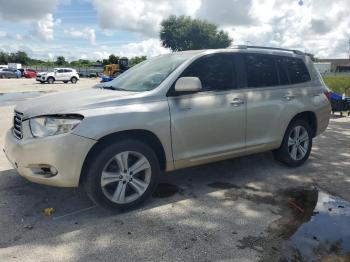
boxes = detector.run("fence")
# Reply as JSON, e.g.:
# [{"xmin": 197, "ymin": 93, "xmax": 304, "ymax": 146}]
[
  {"xmin": 22, "ymin": 66, "xmax": 104, "ymax": 76},
  {"xmin": 322, "ymin": 72, "xmax": 350, "ymax": 77}
]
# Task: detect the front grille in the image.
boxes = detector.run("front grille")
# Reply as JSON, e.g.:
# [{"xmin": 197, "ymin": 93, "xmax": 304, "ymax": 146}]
[{"xmin": 13, "ymin": 111, "xmax": 23, "ymax": 139}]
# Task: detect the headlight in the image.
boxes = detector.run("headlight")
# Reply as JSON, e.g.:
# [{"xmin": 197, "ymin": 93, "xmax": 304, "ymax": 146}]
[{"xmin": 29, "ymin": 116, "xmax": 83, "ymax": 138}]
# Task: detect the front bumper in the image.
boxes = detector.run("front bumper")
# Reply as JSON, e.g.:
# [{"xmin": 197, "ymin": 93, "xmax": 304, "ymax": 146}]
[
  {"xmin": 3, "ymin": 130, "xmax": 96, "ymax": 187},
  {"xmin": 36, "ymin": 76, "xmax": 45, "ymax": 82}
]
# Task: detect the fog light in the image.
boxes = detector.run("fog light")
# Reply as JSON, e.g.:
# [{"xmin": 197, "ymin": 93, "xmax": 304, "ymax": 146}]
[{"xmin": 30, "ymin": 165, "xmax": 58, "ymax": 178}]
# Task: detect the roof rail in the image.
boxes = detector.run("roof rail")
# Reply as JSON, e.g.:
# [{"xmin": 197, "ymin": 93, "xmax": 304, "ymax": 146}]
[{"xmin": 233, "ymin": 45, "xmax": 305, "ymax": 55}]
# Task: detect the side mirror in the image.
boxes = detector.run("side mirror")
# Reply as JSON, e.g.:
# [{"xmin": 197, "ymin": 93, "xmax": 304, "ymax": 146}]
[{"xmin": 175, "ymin": 77, "xmax": 202, "ymax": 92}]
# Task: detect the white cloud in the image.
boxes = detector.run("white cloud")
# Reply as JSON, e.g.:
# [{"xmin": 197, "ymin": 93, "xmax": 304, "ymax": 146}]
[
  {"xmin": 91, "ymin": 39, "xmax": 169, "ymax": 60},
  {"xmin": 0, "ymin": 38, "xmax": 169, "ymax": 61},
  {"xmin": 91, "ymin": 0, "xmax": 201, "ymax": 37},
  {"xmin": 0, "ymin": 0, "xmax": 58, "ymax": 21},
  {"xmin": 32, "ymin": 14, "xmax": 61, "ymax": 40},
  {"xmin": 64, "ymin": 27, "xmax": 96, "ymax": 45},
  {"xmin": 1, "ymin": 0, "xmax": 350, "ymax": 58},
  {"xmin": 197, "ymin": 0, "xmax": 254, "ymax": 26},
  {"xmin": 89, "ymin": 0, "xmax": 350, "ymax": 58},
  {"xmin": 0, "ymin": 30, "xmax": 7, "ymax": 38},
  {"xmin": 116, "ymin": 38, "xmax": 169, "ymax": 57},
  {"xmin": 217, "ymin": 0, "xmax": 350, "ymax": 58}
]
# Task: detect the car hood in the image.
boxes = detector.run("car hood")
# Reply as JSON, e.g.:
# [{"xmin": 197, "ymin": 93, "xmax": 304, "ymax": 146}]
[{"xmin": 16, "ymin": 87, "xmax": 141, "ymax": 119}]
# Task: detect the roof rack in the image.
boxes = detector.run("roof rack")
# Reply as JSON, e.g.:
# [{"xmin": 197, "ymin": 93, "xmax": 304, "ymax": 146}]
[{"xmin": 232, "ymin": 45, "xmax": 305, "ymax": 55}]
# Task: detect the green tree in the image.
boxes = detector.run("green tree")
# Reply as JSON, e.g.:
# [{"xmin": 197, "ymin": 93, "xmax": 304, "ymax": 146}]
[
  {"xmin": 0, "ymin": 52, "xmax": 9, "ymax": 64},
  {"xmin": 55, "ymin": 56, "xmax": 67, "ymax": 66},
  {"xmin": 108, "ymin": 54, "xmax": 119, "ymax": 64},
  {"xmin": 13, "ymin": 51, "xmax": 31, "ymax": 65},
  {"xmin": 160, "ymin": 15, "xmax": 233, "ymax": 51},
  {"xmin": 129, "ymin": 56, "xmax": 147, "ymax": 67}
]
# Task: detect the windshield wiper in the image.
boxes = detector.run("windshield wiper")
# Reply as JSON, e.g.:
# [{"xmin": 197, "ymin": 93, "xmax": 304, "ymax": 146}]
[{"xmin": 100, "ymin": 86, "xmax": 127, "ymax": 91}]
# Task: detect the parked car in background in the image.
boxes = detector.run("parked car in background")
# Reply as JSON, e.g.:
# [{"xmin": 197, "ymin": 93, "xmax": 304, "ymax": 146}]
[
  {"xmin": 23, "ymin": 69, "xmax": 37, "ymax": 78},
  {"xmin": 17, "ymin": 69, "xmax": 25, "ymax": 77},
  {"xmin": 36, "ymin": 68, "xmax": 80, "ymax": 84},
  {"xmin": 4, "ymin": 46, "xmax": 331, "ymax": 210},
  {"xmin": 89, "ymin": 70, "xmax": 99, "ymax": 78},
  {"xmin": 100, "ymin": 75, "xmax": 114, "ymax": 82},
  {"xmin": 0, "ymin": 68, "xmax": 19, "ymax": 79},
  {"xmin": 79, "ymin": 69, "xmax": 100, "ymax": 78}
]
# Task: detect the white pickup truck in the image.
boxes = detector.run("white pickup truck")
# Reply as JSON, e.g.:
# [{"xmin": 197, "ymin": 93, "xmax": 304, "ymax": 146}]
[{"xmin": 36, "ymin": 68, "xmax": 79, "ymax": 84}]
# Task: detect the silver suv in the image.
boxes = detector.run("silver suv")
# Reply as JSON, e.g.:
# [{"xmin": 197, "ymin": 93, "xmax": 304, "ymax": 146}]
[{"xmin": 4, "ymin": 46, "xmax": 331, "ymax": 210}]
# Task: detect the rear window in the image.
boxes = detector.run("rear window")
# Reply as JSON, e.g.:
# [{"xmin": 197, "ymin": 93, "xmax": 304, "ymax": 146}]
[
  {"xmin": 244, "ymin": 54, "xmax": 279, "ymax": 88},
  {"xmin": 284, "ymin": 57, "xmax": 311, "ymax": 84}
]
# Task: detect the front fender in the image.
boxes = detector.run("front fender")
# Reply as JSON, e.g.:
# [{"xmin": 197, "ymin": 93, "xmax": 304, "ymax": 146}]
[{"xmin": 72, "ymin": 100, "xmax": 173, "ymax": 170}]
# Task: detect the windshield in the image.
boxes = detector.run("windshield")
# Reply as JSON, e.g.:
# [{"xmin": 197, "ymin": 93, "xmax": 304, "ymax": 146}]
[{"xmin": 100, "ymin": 53, "xmax": 193, "ymax": 92}]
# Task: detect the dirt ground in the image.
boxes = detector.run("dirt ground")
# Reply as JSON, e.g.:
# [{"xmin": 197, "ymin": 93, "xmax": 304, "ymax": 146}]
[{"xmin": 0, "ymin": 78, "xmax": 349, "ymax": 261}]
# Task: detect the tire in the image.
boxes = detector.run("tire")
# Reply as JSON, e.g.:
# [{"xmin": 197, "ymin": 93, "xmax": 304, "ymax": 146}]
[
  {"xmin": 63, "ymin": 81, "xmax": 68, "ymax": 84},
  {"xmin": 40, "ymin": 81, "xmax": 44, "ymax": 84},
  {"xmin": 273, "ymin": 119, "xmax": 313, "ymax": 167},
  {"xmin": 83, "ymin": 140, "xmax": 160, "ymax": 211},
  {"xmin": 47, "ymin": 77, "xmax": 55, "ymax": 84},
  {"xmin": 71, "ymin": 77, "xmax": 77, "ymax": 84},
  {"xmin": 1, "ymin": 75, "xmax": 5, "ymax": 79}
]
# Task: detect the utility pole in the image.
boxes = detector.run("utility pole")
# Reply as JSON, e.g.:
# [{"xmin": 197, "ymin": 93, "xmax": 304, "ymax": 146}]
[{"xmin": 348, "ymin": 38, "xmax": 350, "ymax": 59}]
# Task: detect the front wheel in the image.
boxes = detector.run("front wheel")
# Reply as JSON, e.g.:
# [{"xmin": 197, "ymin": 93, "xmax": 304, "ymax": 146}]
[
  {"xmin": 83, "ymin": 140, "xmax": 160, "ymax": 210},
  {"xmin": 273, "ymin": 119, "xmax": 313, "ymax": 167},
  {"xmin": 71, "ymin": 77, "xmax": 78, "ymax": 84},
  {"xmin": 47, "ymin": 77, "xmax": 55, "ymax": 84}
]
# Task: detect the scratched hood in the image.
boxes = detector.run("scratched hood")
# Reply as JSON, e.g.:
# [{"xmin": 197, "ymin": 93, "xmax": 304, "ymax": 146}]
[{"xmin": 15, "ymin": 87, "xmax": 138, "ymax": 119}]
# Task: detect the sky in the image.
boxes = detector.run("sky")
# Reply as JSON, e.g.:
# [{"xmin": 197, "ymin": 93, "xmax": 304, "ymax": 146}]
[{"xmin": 0, "ymin": 0, "xmax": 349, "ymax": 61}]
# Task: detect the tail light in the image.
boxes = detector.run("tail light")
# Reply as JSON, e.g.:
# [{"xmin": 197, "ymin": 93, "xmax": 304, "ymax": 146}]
[{"xmin": 324, "ymin": 91, "xmax": 331, "ymax": 101}]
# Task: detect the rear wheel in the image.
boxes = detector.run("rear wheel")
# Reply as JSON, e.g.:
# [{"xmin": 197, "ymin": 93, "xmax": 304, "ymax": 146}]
[
  {"xmin": 273, "ymin": 119, "xmax": 312, "ymax": 167},
  {"xmin": 47, "ymin": 77, "xmax": 55, "ymax": 84},
  {"xmin": 83, "ymin": 140, "xmax": 160, "ymax": 210},
  {"xmin": 71, "ymin": 77, "xmax": 77, "ymax": 84}
]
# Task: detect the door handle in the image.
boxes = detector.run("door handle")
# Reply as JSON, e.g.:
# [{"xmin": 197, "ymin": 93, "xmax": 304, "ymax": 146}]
[
  {"xmin": 283, "ymin": 94, "xmax": 295, "ymax": 101},
  {"xmin": 230, "ymin": 98, "xmax": 245, "ymax": 106}
]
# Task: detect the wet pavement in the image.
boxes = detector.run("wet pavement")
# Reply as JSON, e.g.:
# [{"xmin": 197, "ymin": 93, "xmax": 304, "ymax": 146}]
[
  {"xmin": 152, "ymin": 183, "xmax": 179, "ymax": 198},
  {"xmin": 237, "ymin": 187, "xmax": 350, "ymax": 262},
  {"xmin": 287, "ymin": 189, "xmax": 350, "ymax": 262}
]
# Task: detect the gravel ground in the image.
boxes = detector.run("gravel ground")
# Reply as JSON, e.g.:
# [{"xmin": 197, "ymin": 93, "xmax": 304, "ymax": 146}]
[{"xmin": 0, "ymin": 79, "xmax": 349, "ymax": 261}]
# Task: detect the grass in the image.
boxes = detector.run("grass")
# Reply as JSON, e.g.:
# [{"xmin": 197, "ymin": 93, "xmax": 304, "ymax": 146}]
[{"xmin": 323, "ymin": 75, "xmax": 350, "ymax": 95}]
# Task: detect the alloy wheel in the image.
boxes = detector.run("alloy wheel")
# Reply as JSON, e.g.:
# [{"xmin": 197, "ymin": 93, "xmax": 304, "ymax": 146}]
[
  {"xmin": 288, "ymin": 125, "xmax": 309, "ymax": 161},
  {"xmin": 100, "ymin": 151, "xmax": 152, "ymax": 204}
]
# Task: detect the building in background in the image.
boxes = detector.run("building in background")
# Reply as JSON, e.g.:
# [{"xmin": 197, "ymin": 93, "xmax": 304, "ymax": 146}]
[{"xmin": 318, "ymin": 59, "xmax": 350, "ymax": 72}]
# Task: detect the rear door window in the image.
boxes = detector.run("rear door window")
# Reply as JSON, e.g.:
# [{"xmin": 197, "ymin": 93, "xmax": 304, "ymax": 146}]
[
  {"xmin": 284, "ymin": 57, "xmax": 311, "ymax": 84},
  {"xmin": 243, "ymin": 54, "xmax": 279, "ymax": 88},
  {"xmin": 180, "ymin": 53, "xmax": 236, "ymax": 91}
]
